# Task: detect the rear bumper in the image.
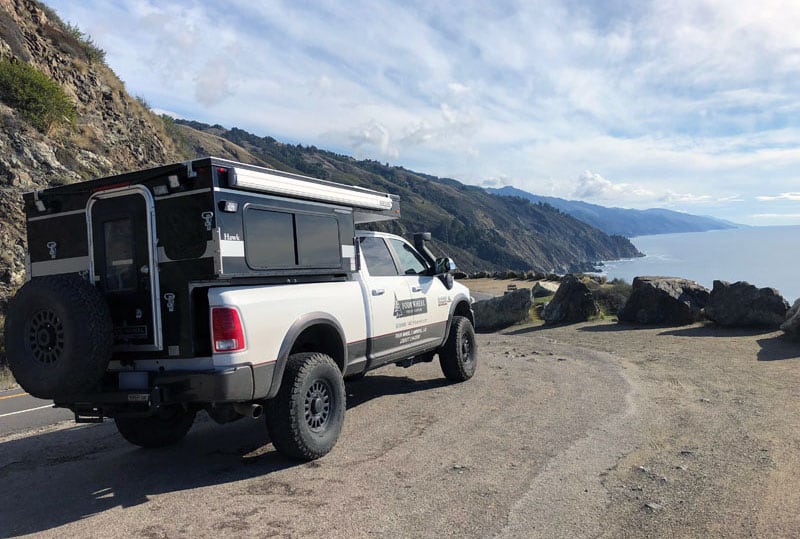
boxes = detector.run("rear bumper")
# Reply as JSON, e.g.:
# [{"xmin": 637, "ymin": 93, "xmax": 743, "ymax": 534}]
[{"xmin": 54, "ymin": 363, "xmax": 275, "ymax": 417}]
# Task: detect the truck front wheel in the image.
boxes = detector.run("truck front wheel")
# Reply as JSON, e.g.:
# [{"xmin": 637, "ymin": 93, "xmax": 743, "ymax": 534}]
[
  {"xmin": 439, "ymin": 316, "xmax": 477, "ymax": 382},
  {"xmin": 115, "ymin": 406, "xmax": 196, "ymax": 448},
  {"xmin": 265, "ymin": 352, "xmax": 346, "ymax": 461}
]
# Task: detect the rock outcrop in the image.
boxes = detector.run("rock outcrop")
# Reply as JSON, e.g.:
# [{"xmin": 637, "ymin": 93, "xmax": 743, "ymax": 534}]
[
  {"xmin": 542, "ymin": 275, "xmax": 598, "ymax": 325},
  {"xmin": 472, "ymin": 288, "xmax": 532, "ymax": 332},
  {"xmin": 532, "ymin": 280, "xmax": 559, "ymax": 298},
  {"xmin": 705, "ymin": 280, "xmax": 789, "ymax": 328},
  {"xmin": 781, "ymin": 299, "xmax": 800, "ymax": 340},
  {"xmin": 618, "ymin": 276, "xmax": 709, "ymax": 326}
]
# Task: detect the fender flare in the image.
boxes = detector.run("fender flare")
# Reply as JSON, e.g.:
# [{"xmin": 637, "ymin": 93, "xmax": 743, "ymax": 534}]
[
  {"xmin": 264, "ymin": 312, "xmax": 347, "ymax": 400},
  {"xmin": 440, "ymin": 294, "xmax": 475, "ymax": 347}
]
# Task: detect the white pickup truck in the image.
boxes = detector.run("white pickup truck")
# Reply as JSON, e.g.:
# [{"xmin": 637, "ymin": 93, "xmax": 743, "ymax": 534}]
[{"xmin": 4, "ymin": 158, "xmax": 477, "ymax": 460}]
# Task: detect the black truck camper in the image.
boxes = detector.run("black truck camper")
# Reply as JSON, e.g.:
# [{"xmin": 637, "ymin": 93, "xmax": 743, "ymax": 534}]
[{"xmin": 20, "ymin": 157, "xmax": 400, "ymax": 364}]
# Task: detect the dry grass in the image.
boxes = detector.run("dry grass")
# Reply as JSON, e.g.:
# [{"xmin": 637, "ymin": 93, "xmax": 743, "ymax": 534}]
[
  {"xmin": 0, "ymin": 365, "xmax": 16, "ymax": 390},
  {"xmin": 461, "ymin": 277, "xmax": 540, "ymax": 296}
]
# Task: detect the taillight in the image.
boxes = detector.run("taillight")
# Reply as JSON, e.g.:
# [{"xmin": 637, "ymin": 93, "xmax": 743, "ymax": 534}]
[{"xmin": 212, "ymin": 307, "xmax": 245, "ymax": 352}]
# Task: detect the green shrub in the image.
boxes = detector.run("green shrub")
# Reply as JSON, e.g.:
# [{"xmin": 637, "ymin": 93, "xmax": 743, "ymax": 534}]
[
  {"xmin": 135, "ymin": 94, "xmax": 150, "ymax": 110},
  {"xmin": 590, "ymin": 278, "xmax": 632, "ymax": 316},
  {"xmin": 38, "ymin": 3, "xmax": 106, "ymax": 64},
  {"xmin": 0, "ymin": 59, "xmax": 77, "ymax": 132}
]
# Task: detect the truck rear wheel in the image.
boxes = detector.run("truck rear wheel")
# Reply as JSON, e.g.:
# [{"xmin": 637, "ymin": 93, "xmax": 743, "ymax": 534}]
[
  {"xmin": 265, "ymin": 352, "xmax": 346, "ymax": 461},
  {"xmin": 439, "ymin": 316, "xmax": 477, "ymax": 382},
  {"xmin": 4, "ymin": 275, "xmax": 113, "ymax": 398},
  {"xmin": 115, "ymin": 407, "xmax": 196, "ymax": 448}
]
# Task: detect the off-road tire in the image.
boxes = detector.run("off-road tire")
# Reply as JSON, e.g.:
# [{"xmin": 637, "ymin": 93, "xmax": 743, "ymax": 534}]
[
  {"xmin": 4, "ymin": 275, "xmax": 113, "ymax": 398},
  {"xmin": 265, "ymin": 352, "xmax": 346, "ymax": 461},
  {"xmin": 115, "ymin": 407, "xmax": 196, "ymax": 448},
  {"xmin": 439, "ymin": 316, "xmax": 477, "ymax": 382}
]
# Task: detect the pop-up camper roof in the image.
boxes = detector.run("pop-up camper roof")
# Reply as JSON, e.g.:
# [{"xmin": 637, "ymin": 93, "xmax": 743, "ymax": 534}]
[{"xmin": 210, "ymin": 158, "xmax": 400, "ymax": 224}]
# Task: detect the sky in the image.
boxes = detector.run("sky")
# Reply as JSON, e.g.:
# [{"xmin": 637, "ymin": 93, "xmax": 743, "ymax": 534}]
[{"xmin": 44, "ymin": 0, "xmax": 800, "ymax": 226}]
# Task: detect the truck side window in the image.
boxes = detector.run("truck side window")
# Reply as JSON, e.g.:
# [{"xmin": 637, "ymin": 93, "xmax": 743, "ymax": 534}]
[
  {"xmin": 359, "ymin": 237, "xmax": 398, "ymax": 276},
  {"xmin": 387, "ymin": 238, "xmax": 428, "ymax": 275}
]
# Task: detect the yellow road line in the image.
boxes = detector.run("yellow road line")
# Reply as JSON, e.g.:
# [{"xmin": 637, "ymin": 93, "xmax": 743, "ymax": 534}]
[{"xmin": 0, "ymin": 392, "xmax": 29, "ymax": 401}]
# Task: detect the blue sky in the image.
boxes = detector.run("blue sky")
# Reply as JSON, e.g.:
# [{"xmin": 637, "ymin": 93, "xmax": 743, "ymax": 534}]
[{"xmin": 45, "ymin": 0, "xmax": 800, "ymax": 225}]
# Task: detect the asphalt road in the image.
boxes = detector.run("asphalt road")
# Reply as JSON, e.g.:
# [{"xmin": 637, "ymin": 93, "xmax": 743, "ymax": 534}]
[
  {"xmin": 0, "ymin": 332, "xmax": 634, "ymax": 538},
  {"xmin": 0, "ymin": 388, "xmax": 73, "ymax": 435}
]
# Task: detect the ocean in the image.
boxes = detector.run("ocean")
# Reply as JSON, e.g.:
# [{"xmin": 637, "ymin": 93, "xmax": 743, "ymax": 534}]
[{"xmin": 598, "ymin": 225, "xmax": 800, "ymax": 304}]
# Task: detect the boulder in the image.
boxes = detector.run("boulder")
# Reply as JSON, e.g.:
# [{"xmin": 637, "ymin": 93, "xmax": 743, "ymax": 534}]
[
  {"xmin": 705, "ymin": 280, "xmax": 789, "ymax": 328},
  {"xmin": 542, "ymin": 274, "xmax": 599, "ymax": 324},
  {"xmin": 532, "ymin": 280, "xmax": 560, "ymax": 298},
  {"xmin": 618, "ymin": 276, "xmax": 709, "ymax": 326},
  {"xmin": 781, "ymin": 299, "xmax": 800, "ymax": 340},
  {"xmin": 472, "ymin": 288, "xmax": 532, "ymax": 332}
]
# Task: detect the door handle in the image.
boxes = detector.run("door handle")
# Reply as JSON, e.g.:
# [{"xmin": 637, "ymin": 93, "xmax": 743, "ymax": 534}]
[
  {"xmin": 411, "ymin": 286, "xmax": 422, "ymax": 292},
  {"xmin": 372, "ymin": 289, "xmax": 385, "ymax": 296}
]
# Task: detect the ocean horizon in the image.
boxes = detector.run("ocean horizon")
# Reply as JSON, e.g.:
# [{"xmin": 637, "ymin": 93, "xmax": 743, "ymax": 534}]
[{"xmin": 598, "ymin": 225, "xmax": 800, "ymax": 304}]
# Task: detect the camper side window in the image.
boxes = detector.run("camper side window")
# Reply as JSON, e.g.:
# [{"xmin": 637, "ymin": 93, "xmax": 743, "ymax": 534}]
[
  {"xmin": 296, "ymin": 213, "xmax": 340, "ymax": 267},
  {"xmin": 244, "ymin": 209, "xmax": 295, "ymax": 268},
  {"xmin": 244, "ymin": 207, "xmax": 341, "ymax": 269}
]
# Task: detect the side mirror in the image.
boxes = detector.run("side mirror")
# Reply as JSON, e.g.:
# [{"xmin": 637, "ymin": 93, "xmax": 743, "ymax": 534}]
[{"xmin": 435, "ymin": 257, "xmax": 456, "ymax": 275}]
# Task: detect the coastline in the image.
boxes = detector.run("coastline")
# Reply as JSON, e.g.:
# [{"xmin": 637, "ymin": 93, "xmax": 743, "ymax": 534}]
[{"xmin": 595, "ymin": 225, "xmax": 800, "ymax": 303}]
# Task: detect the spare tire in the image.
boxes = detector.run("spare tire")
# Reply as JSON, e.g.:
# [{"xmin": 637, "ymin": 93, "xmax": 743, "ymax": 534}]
[{"xmin": 4, "ymin": 274, "xmax": 113, "ymax": 398}]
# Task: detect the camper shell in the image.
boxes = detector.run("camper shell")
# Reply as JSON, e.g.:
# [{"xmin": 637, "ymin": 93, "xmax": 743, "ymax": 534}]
[{"xmin": 22, "ymin": 157, "xmax": 400, "ymax": 363}]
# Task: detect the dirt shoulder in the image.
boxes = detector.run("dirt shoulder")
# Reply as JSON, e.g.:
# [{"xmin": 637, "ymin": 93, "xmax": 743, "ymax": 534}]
[
  {"xmin": 464, "ymin": 277, "xmax": 542, "ymax": 297},
  {"xmin": 466, "ymin": 277, "xmax": 800, "ymax": 536},
  {"xmin": 2, "ymin": 313, "xmax": 800, "ymax": 537},
  {"xmin": 526, "ymin": 320, "xmax": 800, "ymax": 537}
]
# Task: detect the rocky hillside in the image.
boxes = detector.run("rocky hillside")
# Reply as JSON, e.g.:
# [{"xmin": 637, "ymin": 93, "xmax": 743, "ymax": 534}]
[
  {"xmin": 0, "ymin": 0, "xmax": 639, "ymax": 319},
  {"xmin": 0, "ymin": 0, "xmax": 187, "ymax": 309}
]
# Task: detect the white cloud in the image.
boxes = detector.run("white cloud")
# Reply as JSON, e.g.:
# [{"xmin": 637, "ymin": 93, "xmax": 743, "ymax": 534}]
[
  {"xmin": 447, "ymin": 82, "xmax": 470, "ymax": 96},
  {"xmin": 569, "ymin": 170, "xmax": 738, "ymax": 209},
  {"xmin": 572, "ymin": 171, "xmax": 655, "ymax": 201},
  {"xmin": 335, "ymin": 120, "xmax": 398, "ymax": 159},
  {"xmin": 480, "ymin": 176, "xmax": 509, "ymax": 188},
  {"xmin": 42, "ymin": 0, "xmax": 800, "ymax": 224},
  {"xmin": 752, "ymin": 213, "xmax": 800, "ymax": 219},
  {"xmin": 756, "ymin": 193, "xmax": 800, "ymax": 201}
]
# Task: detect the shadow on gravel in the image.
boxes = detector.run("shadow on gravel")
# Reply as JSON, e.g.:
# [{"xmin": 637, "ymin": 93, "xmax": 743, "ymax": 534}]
[
  {"xmin": 659, "ymin": 325, "xmax": 779, "ymax": 338},
  {"xmin": 756, "ymin": 335, "xmax": 800, "ymax": 362},
  {"xmin": 345, "ymin": 374, "xmax": 449, "ymax": 408},
  {"xmin": 504, "ymin": 322, "xmax": 633, "ymax": 335},
  {"xmin": 0, "ymin": 417, "xmax": 288, "ymax": 537},
  {"xmin": 0, "ymin": 373, "xmax": 447, "ymax": 537},
  {"xmin": 503, "ymin": 325, "xmax": 550, "ymax": 336},
  {"xmin": 578, "ymin": 322, "xmax": 661, "ymax": 332}
]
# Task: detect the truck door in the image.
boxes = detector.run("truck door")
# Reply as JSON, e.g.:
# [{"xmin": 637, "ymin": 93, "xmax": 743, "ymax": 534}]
[
  {"xmin": 358, "ymin": 235, "xmax": 417, "ymax": 364},
  {"xmin": 384, "ymin": 237, "xmax": 449, "ymax": 349},
  {"xmin": 89, "ymin": 188, "xmax": 161, "ymax": 351}
]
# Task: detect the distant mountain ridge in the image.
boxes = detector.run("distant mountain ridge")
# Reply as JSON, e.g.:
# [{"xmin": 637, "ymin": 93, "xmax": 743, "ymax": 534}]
[
  {"xmin": 487, "ymin": 186, "xmax": 738, "ymax": 237},
  {"xmin": 173, "ymin": 120, "xmax": 641, "ymax": 272}
]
